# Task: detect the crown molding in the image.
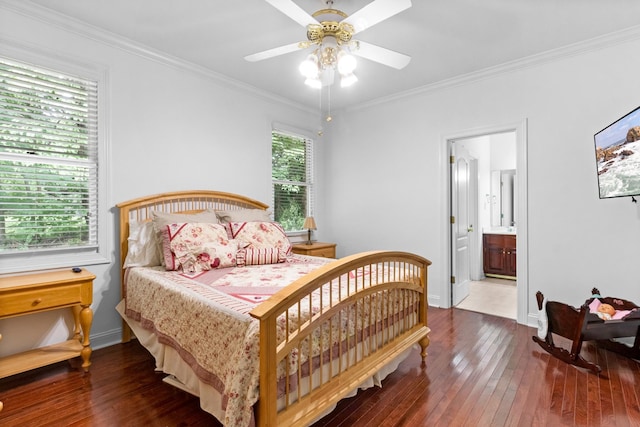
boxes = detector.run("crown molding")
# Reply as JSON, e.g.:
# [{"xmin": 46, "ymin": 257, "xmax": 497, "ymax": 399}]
[
  {"xmin": 5, "ymin": 1, "xmax": 640, "ymax": 116},
  {"xmin": 0, "ymin": 0, "xmax": 317, "ymax": 115},
  {"xmin": 348, "ymin": 24, "xmax": 640, "ymax": 113}
]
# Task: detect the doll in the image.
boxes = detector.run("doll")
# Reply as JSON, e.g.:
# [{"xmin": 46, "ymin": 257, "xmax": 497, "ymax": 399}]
[{"xmin": 596, "ymin": 303, "xmax": 616, "ymax": 320}]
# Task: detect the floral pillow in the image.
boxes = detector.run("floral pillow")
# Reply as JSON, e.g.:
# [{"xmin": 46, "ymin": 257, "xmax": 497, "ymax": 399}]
[
  {"xmin": 236, "ymin": 247, "xmax": 286, "ymax": 267},
  {"xmin": 151, "ymin": 209, "xmax": 220, "ymax": 266},
  {"xmin": 228, "ymin": 221, "xmax": 292, "ymax": 255},
  {"xmin": 160, "ymin": 222, "xmax": 237, "ymax": 272}
]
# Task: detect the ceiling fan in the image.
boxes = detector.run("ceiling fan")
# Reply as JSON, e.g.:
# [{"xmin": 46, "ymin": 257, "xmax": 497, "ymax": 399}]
[{"xmin": 245, "ymin": 0, "xmax": 412, "ymax": 88}]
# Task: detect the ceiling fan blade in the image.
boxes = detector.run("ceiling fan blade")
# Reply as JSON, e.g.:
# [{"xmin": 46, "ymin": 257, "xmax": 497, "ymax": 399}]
[
  {"xmin": 352, "ymin": 41, "xmax": 411, "ymax": 70},
  {"xmin": 265, "ymin": 0, "xmax": 317, "ymax": 27},
  {"xmin": 244, "ymin": 42, "xmax": 303, "ymax": 62},
  {"xmin": 343, "ymin": 0, "xmax": 411, "ymax": 34}
]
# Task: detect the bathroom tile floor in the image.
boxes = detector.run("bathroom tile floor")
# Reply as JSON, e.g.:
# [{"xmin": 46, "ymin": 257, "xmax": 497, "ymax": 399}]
[{"xmin": 455, "ymin": 277, "xmax": 517, "ymax": 320}]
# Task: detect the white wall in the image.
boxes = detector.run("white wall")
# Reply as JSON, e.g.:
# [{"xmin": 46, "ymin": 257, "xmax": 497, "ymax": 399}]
[
  {"xmin": 0, "ymin": 4, "xmax": 324, "ymax": 355},
  {"xmin": 490, "ymin": 132, "xmax": 517, "ymax": 172},
  {"xmin": 325, "ymin": 31, "xmax": 640, "ymax": 324}
]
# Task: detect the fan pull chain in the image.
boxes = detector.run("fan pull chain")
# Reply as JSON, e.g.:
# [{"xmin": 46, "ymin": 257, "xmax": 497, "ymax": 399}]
[
  {"xmin": 326, "ymin": 85, "xmax": 332, "ymax": 122},
  {"xmin": 318, "ymin": 85, "xmax": 324, "ymax": 136}
]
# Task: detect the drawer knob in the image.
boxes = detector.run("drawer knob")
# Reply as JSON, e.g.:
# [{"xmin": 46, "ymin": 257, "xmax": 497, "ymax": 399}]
[{"xmin": 32, "ymin": 298, "xmax": 42, "ymax": 306}]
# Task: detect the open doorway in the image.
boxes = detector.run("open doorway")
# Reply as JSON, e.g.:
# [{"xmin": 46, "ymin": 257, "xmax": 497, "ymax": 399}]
[
  {"xmin": 451, "ymin": 132, "xmax": 517, "ymax": 319},
  {"xmin": 445, "ymin": 121, "xmax": 528, "ymax": 325}
]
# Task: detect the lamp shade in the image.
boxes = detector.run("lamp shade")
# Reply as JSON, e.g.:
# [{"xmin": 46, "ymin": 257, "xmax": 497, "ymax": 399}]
[{"xmin": 303, "ymin": 216, "xmax": 317, "ymax": 230}]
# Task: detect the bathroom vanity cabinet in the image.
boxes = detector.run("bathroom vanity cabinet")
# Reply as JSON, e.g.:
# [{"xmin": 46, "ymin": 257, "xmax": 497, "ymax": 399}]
[{"xmin": 483, "ymin": 233, "xmax": 516, "ymax": 279}]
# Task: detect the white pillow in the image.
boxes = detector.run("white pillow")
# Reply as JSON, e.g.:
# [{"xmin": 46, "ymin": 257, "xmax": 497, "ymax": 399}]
[
  {"xmin": 537, "ymin": 296, "xmax": 548, "ymax": 339},
  {"xmin": 151, "ymin": 209, "xmax": 220, "ymax": 235},
  {"xmin": 123, "ymin": 221, "xmax": 162, "ymax": 268},
  {"xmin": 216, "ymin": 208, "xmax": 272, "ymax": 223}
]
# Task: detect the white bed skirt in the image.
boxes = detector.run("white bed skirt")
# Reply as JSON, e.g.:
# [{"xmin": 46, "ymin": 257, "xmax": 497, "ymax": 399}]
[{"xmin": 116, "ymin": 300, "xmax": 413, "ymax": 426}]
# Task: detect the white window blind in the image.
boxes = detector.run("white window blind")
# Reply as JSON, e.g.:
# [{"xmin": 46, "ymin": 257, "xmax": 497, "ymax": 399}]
[
  {"xmin": 272, "ymin": 127, "xmax": 314, "ymax": 232},
  {"xmin": 0, "ymin": 56, "xmax": 99, "ymax": 254}
]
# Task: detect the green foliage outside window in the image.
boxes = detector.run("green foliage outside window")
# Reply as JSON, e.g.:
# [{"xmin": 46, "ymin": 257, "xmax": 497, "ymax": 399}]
[
  {"xmin": 1, "ymin": 163, "xmax": 91, "ymax": 251},
  {"xmin": 272, "ymin": 131, "xmax": 312, "ymax": 232}
]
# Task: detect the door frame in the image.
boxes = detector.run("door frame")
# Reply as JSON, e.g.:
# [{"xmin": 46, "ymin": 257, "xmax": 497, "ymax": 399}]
[{"xmin": 440, "ymin": 119, "xmax": 529, "ymax": 325}]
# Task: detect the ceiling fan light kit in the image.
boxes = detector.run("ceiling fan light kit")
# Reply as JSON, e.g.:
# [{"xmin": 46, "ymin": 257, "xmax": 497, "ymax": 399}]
[
  {"xmin": 247, "ymin": 0, "xmax": 412, "ymax": 89},
  {"xmin": 299, "ymin": 36, "xmax": 358, "ymax": 88}
]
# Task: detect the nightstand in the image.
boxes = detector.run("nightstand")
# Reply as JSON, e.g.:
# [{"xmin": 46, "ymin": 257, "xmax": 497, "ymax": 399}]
[
  {"xmin": 291, "ymin": 242, "xmax": 336, "ymax": 258},
  {"xmin": 0, "ymin": 268, "xmax": 95, "ymax": 379}
]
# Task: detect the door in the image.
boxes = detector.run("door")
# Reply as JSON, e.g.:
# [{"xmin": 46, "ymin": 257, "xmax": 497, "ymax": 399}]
[{"xmin": 450, "ymin": 143, "xmax": 475, "ymax": 306}]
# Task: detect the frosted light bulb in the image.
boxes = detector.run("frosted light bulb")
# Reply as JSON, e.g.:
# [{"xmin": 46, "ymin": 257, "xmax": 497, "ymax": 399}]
[
  {"xmin": 299, "ymin": 55, "xmax": 319, "ymax": 78},
  {"xmin": 337, "ymin": 52, "xmax": 356, "ymax": 75}
]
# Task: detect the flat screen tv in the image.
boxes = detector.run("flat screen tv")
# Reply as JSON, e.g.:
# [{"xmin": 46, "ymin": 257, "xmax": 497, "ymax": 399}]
[{"xmin": 594, "ymin": 106, "xmax": 640, "ymax": 199}]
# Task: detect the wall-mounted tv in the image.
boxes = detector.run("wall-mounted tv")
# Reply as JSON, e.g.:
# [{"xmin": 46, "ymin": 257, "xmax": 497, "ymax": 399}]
[{"xmin": 594, "ymin": 106, "xmax": 640, "ymax": 199}]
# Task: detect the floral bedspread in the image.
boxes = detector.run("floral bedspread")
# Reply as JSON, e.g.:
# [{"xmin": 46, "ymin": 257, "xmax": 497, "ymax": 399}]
[{"xmin": 124, "ymin": 254, "xmax": 331, "ymax": 427}]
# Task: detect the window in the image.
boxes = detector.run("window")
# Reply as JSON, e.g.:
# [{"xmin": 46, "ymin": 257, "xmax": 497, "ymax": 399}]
[
  {"xmin": 0, "ymin": 53, "xmax": 107, "ymax": 273},
  {"xmin": 271, "ymin": 127, "xmax": 314, "ymax": 232}
]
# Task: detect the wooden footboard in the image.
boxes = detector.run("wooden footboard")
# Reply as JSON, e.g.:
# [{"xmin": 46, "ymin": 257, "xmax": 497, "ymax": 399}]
[{"xmin": 250, "ymin": 251, "xmax": 431, "ymax": 427}]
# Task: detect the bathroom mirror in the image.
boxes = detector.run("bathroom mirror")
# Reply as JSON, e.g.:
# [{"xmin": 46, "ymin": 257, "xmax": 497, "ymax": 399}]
[{"xmin": 490, "ymin": 169, "xmax": 517, "ymax": 227}]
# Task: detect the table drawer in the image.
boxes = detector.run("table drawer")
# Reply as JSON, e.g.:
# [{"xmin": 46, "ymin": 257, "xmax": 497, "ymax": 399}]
[
  {"xmin": 0, "ymin": 284, "xmax": 84, "ymax": 317},
  {"xmin": 309, "ymin": 247, "xmax": 335, "ymax": 258}
]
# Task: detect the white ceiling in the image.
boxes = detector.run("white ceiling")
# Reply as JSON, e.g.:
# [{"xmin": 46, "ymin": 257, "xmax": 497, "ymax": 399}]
[{"xmin": 23, "ymin": 0, "xmax": 640, "ymax": 110}]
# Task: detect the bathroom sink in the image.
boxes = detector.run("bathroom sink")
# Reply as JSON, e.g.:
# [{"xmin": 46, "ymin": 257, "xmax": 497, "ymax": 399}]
[{"xmin": 484, "ymin": 227, "xmax": 516, "ymax": 235}]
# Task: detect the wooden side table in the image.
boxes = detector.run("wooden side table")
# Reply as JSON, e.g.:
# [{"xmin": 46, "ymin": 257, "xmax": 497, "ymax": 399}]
[
  {"xmin": 291, "ymin": 242, "xmax": 337, "ymax": 258},
  {"xmin": 0, "ymin": 268, "xmax": 95, "ymax": 379}
]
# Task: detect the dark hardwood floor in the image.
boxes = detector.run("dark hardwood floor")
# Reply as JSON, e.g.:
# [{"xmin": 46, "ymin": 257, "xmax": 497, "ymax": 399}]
[{"xmin": 1, "ymin": 307, "xmax": 639, "ymax": 426}]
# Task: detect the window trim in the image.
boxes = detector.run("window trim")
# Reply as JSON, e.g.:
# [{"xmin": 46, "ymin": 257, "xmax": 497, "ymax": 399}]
[
  {"xmin": 271, "ymin": 122, "xmax": 315, "ymax": 235},
  {"xmin": 0, "ymin": 40, "xmax": 110, "ymax": 274}
]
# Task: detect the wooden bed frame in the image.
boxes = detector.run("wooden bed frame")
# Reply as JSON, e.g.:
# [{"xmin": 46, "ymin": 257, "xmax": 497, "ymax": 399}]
[
  {"xmin": 117, "ymin": 190, "xmax": 432, "ymax": 426},
  {"xmin": 533, "ymin": 288, "xmax": 640, "ymax": 374}
]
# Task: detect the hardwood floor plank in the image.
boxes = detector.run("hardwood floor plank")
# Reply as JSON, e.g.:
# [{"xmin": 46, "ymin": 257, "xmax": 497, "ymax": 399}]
[
  {"xmin": 586, "ymin": 346, "xmax": 603, "ymax": 426},
  {"xmin": 448, "ymin": 325, "xmax": 515, "ymax": 425},
  {"xmin": 397, "ymin": 315, "xmax": 484, "ymax": 424},
  {"xmin": 550, "ymin": 355, "xmax": 568, "ymax": 418},
  {"xmin": 493, "ymin": 328, "xmax": 541, "ymax": 426},
  {"xmin": 474, "ymin": 324, "xmax": 528, "ymax": 425},
  {"xmin": 1, "ymin": 306, "xmax": 639, "ymax": 427},
  {"xmin": 522, "ymin": 355, "xmax": 546, "ymax": 425},
  {"xmin": 505, "ymin": 342, "xmax": 546, "ymax": 425},
  {"xmin": 618, "ymin": 354, "xmax": 640, "ymax": 424},
  {"xmin": 608, "ymin": 352, "xmax": 634, "ymax": 426},
  {"xmin": 574, "ymin": 364, "xmax": 589, "ymax": 425},
  {"xmin": 561, "ymin": 359, "xmax": 579, "ymax": 425},
  {"xmin": 534, "ymin": 359, "xmax": 559, "ymax": 426},
  {"xmin": 425, "ymin": 317, "xmax": 505, "ymax": 425},
  {"xmin": 396, "ymin": 347, "xmax": 453, "ymax": 424},
  {"xmin": 598, "ymin": 348, "xmax": 618, "ymax": 427}
]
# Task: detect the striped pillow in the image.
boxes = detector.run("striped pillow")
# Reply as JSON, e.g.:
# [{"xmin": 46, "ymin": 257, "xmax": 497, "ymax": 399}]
[{"xmin": 236, "ymin": 247, "xmax": 286, "ymax": 267}]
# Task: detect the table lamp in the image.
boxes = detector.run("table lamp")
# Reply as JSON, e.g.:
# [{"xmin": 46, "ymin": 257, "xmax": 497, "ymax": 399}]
[{"xmin": 302, "ymin": 216, "xmax": 316, "ymax": 245}]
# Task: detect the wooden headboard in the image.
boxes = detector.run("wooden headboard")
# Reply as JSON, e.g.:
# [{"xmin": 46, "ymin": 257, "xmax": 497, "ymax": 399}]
[{"xmin": 116, "ymin": 190, "xmax": 268, "ymax": 340}]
